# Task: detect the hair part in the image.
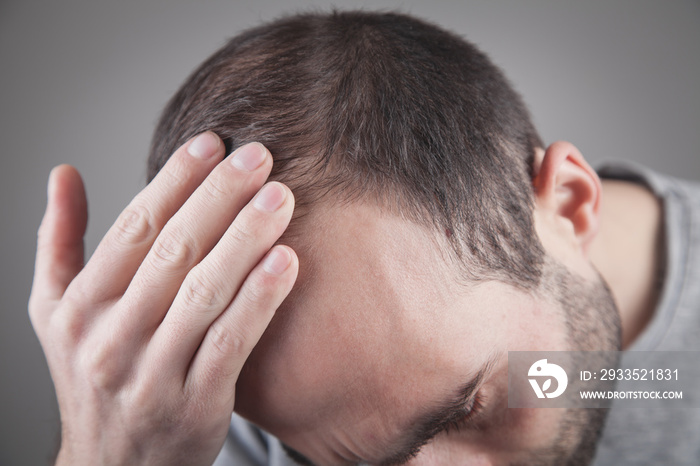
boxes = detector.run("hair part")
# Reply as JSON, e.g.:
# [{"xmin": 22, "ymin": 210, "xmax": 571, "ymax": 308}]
[{"xmin": 148, "ymin": 10, "xmax": 545, "ymax": 288}]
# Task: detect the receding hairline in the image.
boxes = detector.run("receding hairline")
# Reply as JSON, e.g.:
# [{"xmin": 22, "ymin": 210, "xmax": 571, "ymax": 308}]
[{"xmin": 148, "ymin": 9, "xmax": 546, "ymax": 288}]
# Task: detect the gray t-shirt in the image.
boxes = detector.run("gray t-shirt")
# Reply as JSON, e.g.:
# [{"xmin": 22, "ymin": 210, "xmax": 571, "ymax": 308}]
[
  {"xmin": 216, "ymin": 163, "xmax": 700, "ymax": 466},
  {"xmin": 213, "ymin": 414, "xmax": 295, "ymax": 466},
  {"xmin": 593, "ymin": 163, "xmax": 700, "ymax": 465}
]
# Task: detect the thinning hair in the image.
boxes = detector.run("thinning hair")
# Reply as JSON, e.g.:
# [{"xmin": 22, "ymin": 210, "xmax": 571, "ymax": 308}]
[{"xmin": 148, "ymin": 10, "xmax": 545, "ymax": 288}]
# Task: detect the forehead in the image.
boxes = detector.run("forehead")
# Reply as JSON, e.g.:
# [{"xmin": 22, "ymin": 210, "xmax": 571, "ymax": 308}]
[
  {"xmin": 235, "ymin": 201, "xmax": 507, "ymax": 458},
  {"xmin": 276, "ymin": 201, "xmax": 469, "ymax": 351}
]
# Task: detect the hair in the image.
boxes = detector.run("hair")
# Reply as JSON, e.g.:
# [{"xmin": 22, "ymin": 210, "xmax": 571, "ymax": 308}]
[{"xmin": 148, "ymin": 10, "xmax": 546, "ymax": 288}]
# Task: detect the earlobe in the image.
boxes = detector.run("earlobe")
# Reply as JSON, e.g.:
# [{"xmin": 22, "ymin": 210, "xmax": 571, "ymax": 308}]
[{"xmin": 533, "ymin": 141, "xmax": 601, "ymax": 254}]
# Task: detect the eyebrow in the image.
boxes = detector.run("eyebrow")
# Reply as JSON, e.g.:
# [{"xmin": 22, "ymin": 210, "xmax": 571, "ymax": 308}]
[{"xmin": 377, "ymin": 358, "xmax": 496, "ymax": 465}]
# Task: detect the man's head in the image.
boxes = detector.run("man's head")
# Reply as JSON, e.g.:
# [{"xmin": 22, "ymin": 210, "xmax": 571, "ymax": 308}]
[
  {"xmin": 148, "ymin": 11, "xmax": 620, "ymax": 465},
  {"xmin": 149, "ymin": 10, "xmax": 544, "ymax": 289}
]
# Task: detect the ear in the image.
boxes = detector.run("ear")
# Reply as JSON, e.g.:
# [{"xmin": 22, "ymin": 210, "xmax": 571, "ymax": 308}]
[{"xmin": 532, "ymin": 141, "xmax": 601, "ymax": 255}]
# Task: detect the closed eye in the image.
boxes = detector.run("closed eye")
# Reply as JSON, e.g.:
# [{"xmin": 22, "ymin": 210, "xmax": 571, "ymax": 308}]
[{"xmin": 439, "ymin": 391, "xmax": 485, "ymax": 434}]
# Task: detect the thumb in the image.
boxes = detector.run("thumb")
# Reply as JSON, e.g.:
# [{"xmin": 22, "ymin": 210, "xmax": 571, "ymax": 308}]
[{"xmin": 30, "ymin": 165, "xmax": 87, "ymax": 309}]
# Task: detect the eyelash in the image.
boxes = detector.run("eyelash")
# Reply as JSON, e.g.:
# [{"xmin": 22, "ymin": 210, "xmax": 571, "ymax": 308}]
[{"xmin": 442, "ymin": 393, "xmax": 485, "ymax": 434}]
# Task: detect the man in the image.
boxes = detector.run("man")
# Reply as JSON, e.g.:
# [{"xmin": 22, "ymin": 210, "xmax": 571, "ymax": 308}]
[{"xmin": 29, "ymin": 10, "xmax": 699, "ymax": 466}]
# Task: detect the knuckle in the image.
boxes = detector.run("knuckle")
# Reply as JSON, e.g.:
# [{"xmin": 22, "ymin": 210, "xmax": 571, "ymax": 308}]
[
  {"xmin": 240, "ymin": 275, "xmax": 271, "ymax": 307},
  {"xmin": 27, "ymin": 295, "xmax": 44, "ymax": 323},
  {"xmin": 227, "ymin": 217, "xmax": 257, "ymax": 245},
  {"xmin": 48, "ymin": 299, "xmax": 87, "ymax": 345},
  {"xmin": 182, "ymin": 271, "xmax": 225, "ymax": 310},
  {"xmin": 159, "ymin": 157, "xmax": 190, "ymax": 191},
  {"xmin": 208, "ymin": 320, "xmax": 248, "ymax": 358},
  {"xmin": 230, "ymin": 203, "xmax": 287, "ymax": 247},
  {"xmin": 230, "ymin": 283, "xmax": 277, "ymax": 325},
  {"xmin": 113, "ymin": 203, "xmax": 156, "ymax": 246},
  {"xmin": 79, "ymin": 339, "xmax": 125, "ymax": 391},
  {"xmin": 151, "ymin": 234, "xmax": 196, "ymax": 269},
  {"xmin": 201, "ymin": 177, "xmax": 232, "ymax": 202}
]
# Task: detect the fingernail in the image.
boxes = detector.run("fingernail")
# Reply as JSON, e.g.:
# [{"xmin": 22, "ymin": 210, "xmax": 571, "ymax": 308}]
[
  {"xmin": 254, "ymin": 183, "xmax": 286, "ymax": 212},
  {"xmin": 263, "ymin": 247, "xmax": 292, "ymax": 275},
  {"xmin": 188, "ymin": 132, "xmax": 220, "ymax": 159},
  {"xmin": 231, "ymin": 142, "xmax": 267, "ymax": 171}
]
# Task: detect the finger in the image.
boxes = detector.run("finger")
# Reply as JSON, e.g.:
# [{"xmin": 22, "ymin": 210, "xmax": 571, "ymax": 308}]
[
  {"xmin": 119, "ymin": 142, "xmax": 273, "ymax": 334},
  {"xmin": 187, "ymin": 244, "xmax": 298, "ymax": 399},
  {"xmin": 29, "ymin": 165, "xmax": 87, "ymax": 326},
  {"xmin": 146, "ymin": 181, "xmax": 294, "ymax": 374},
  {"xmin": 67, "ymin": 132, "xmax": 224, "ymax": 303}
]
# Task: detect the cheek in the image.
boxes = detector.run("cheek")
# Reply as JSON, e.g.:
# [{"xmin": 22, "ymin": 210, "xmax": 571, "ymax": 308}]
[
  {"xmin": 457, "ymin": 281, "xmax": 571, "ymax": 353},
  {"xmin": 504, "ymin": 299, "xmax": 571, "ymax": 352},
  {"xmin": 497, "ymin": 407, "xmax": 565, "ymax": 450}
]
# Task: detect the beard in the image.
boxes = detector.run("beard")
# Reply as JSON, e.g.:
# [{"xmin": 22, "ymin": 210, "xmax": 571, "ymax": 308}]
[{"xmin": 520, "ymin": 258, "xmax": 622, "ymax": 466}]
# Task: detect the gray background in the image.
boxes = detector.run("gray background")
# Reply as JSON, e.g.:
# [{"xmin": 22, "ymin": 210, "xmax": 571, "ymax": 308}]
[{"xmin": 1, "ymin": 0, "xmax": 699, "ymax": 464}]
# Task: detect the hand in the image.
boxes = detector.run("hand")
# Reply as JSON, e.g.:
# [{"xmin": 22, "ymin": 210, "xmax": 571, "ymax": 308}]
[{"xmin": 28, "ymin": 133, "xmax": 298, "ymax": 466}]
